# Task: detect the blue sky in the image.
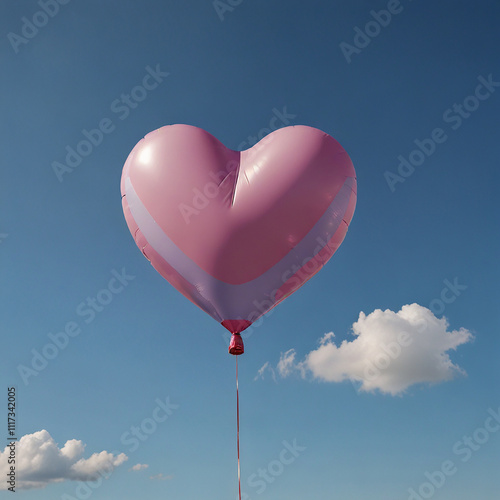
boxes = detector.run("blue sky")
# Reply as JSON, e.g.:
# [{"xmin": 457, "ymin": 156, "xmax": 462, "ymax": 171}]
[{"xmin": 1, "ymin": 0, "xmax": 499, "ymax": 499}]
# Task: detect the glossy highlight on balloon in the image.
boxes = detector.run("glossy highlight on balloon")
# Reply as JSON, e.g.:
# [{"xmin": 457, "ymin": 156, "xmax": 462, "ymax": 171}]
[{"xmin": 121, "ymin": 124, "xmax": 357, "ymax": 339}]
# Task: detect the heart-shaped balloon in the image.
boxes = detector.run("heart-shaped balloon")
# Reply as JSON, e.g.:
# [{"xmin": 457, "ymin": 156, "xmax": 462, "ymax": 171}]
[{"xmin": 121, "ymin": 124, "xmax": 356, "ymax": 337}]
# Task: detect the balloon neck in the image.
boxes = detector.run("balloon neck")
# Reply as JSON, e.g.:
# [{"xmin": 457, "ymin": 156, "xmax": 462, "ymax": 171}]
[{"xmin": 229, "ymin": 333, "xmax": 244, "ymax": 356}]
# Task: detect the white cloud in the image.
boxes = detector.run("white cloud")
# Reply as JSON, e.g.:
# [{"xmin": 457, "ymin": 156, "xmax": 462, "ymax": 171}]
[
  {"xmin": 149, "ymin": 473, "xmax": 173, "ymax": 481},
  {"xmin": 271, "ymin": 304, "xmax": 473, "ymax": 395},
  {"xmin": 130, "ymin": 463, "xmax": 149, "ymax": 472},
  {"xmin": 254, "ymin": 361, "xmax": 276, "ymax": 381},
  {"xmin": 277, "ymin": 349, "xmax": 297, "ymax": 377},
  {"xmin": 0, "ymin": 430, "xmax": 128, "ymax": 490}
]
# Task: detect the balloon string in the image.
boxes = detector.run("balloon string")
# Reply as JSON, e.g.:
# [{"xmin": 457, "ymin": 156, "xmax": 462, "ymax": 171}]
[{"xmin": 236, "ymin": 356, "xmax": 241, "ymax": 500}]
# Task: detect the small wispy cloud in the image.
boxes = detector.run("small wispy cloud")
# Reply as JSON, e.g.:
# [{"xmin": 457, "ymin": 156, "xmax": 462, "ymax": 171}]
[
  {"xmin": 254, "ymin": 361, "xmax": 276, "ymax": 381},
  {"xmin": 258, "ymin": 304, "xmax": 473, "ymax": 396},
  {"xmin": 277, "ymin": 349, "xmax": 300, "ymax": 377},
  {"xmin": 149, "ymin": 473, "xmax": 173, "ymax": 481},
  {"xmin": 130, "ymin": 463, "xmax": 149, "ymax": 472}
]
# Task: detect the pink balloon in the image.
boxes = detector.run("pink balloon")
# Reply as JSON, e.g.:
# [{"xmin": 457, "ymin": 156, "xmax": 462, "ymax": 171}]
[{"xmin": 121, "ymin": 124, "xmax": 356, "ymax": 337}]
